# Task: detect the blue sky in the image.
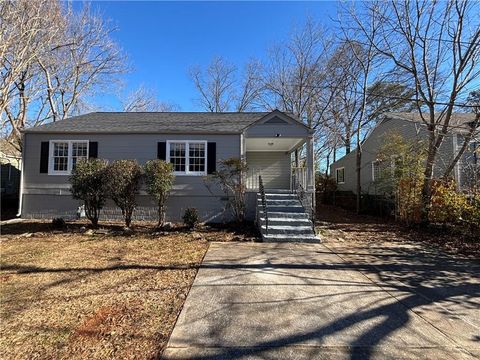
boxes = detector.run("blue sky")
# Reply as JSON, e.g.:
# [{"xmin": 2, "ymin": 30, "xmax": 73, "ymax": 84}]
[{"xmin": 87, "ymin": 1, "xmax": 338, "ymax": 111}]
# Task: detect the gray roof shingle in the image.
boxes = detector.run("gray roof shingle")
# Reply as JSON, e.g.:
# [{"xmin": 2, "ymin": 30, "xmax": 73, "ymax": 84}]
[
  {"xmin": 23, "ymin": 112, "xmax": 278, "ymax": 134},
  {"xmin": 387, "ymin": 112, "xmax": 477, "ymax": 126}
]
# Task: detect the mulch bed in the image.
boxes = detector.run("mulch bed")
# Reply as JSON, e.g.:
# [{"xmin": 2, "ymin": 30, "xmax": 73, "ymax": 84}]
[{"xmin": 0, "ymin": 220, "xmax": 258, "ymax": 359}]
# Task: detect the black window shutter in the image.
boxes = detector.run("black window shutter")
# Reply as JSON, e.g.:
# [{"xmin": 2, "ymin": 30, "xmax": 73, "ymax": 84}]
[
  {"xmin": 207, "ymin": 142, "xmax": 216, "ymax": 174},
  {"xmin": 40, "ymin": 141, "xmax": 49, "ymax": 173},
  {"xmin": 158, "ymin": 142, "xmax": 166, "ymax": 160},
  {"xmin": 89, "ymin": 142, "xmax": 98, "ymax": 158}
]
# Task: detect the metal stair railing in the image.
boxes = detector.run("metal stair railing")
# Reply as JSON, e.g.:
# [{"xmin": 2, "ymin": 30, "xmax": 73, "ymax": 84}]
[
  {"xmin": 292, "ymin": 171, "xmax": 316, "ymax": 235},
  {"xmin": 259, "ymin": 175, "xmax": 268, "ymax": 235}
]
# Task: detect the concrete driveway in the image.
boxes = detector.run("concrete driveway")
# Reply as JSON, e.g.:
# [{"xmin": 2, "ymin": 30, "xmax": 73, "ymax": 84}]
[{"xmin": 163, "ymin": 241, "xmax": 480, "ymax": 359}]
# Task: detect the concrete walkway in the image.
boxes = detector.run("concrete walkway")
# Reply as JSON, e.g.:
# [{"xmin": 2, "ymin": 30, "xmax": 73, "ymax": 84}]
[{"xmin": 163, "ymin": 242, "xmax": 480, "ymax": 359}]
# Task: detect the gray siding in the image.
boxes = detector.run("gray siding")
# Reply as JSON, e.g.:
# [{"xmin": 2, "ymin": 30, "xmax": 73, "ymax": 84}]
[
  {"xmin": 22, "ymin": 132, "xmax": 241, "ymax": 222},
  {"xmin": 330, "ymin": 118, "xmax": 456, "ymax": 195},
  {"xmin": 246, "ymin": 151, "xmax": 291, "ymax": 189}
]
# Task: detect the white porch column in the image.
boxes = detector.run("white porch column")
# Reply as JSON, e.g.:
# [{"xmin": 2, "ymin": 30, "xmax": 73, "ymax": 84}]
[{"xmin": 306, "ymin": 134, "xmax": 315, "ymax": 192}]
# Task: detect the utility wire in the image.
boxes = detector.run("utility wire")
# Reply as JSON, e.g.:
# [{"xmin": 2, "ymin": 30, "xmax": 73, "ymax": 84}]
[{"xmin": 282, "ymin": 83, "xmax": 479, "ymax": 108}]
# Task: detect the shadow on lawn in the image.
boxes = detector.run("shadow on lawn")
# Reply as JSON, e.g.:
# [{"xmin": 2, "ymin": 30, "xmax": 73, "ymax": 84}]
[
  {"xmin": 2, "ymin": 263, "xmax": 200, "ymax": 273},
  {"xmin": 161, "ymin": 244, "xmax": 480, "ymax": 360}
]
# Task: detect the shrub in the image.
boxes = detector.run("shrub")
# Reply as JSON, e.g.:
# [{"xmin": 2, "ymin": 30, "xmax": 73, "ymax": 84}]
[
  {"xmin": 105, "ymin": 160, "xmax": 143, "ymax": 228},
  {"xmin": 315, "ymin": 173, "xmax": 337, "ymax": 204},
  {"xmin": 429, "ymin": 180, "xmax": 467, "ymax": 224},
  {"xmin": 205, "ymin": 157, "xmax": 248, "ymax": 223},
  {"xmin": 144, "ymin": 160, "xmax": 175, "ymax": 228},
  {"xmin": 463, "ymin": 196, "xmax": 480, "ymax": 231},
  {"xmin": 51, "ymin": 217, "xmax": 66, "ymax": 229},
  {"xmin": 183, "ymin": 207, "xmax": 199, "ymax": 229},
  {"xmin": 69, "ymin": 159, "xmax": 108, "ymax": 227},
  {"xmin": 376, "ymin": 132, "xmax": 427, "ymax": 224}
]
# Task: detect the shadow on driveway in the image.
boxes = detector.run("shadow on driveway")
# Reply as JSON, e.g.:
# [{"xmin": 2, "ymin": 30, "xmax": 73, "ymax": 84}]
[{"xmin": 163, "ymin": 242, "xmax": 480, "ymax": 360}]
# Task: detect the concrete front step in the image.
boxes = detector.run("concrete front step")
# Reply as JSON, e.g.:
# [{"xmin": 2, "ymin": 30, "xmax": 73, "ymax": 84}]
[
  {"xmin": 262, "ymin": 233, "xmax": 319, "ymax": 243},
  {"xmin": 261, "ymin": 225, "xmax": 314, "ymax": 235},
  {"xmin": 258, "ymin": 211, "xmax": 309, "ymax": 219},
  {"xmin": 261, "ymin": 195, "xmax": 297, "ymax": 201},
  {"xmin": 260, "ymin": 205, "xmax": 305, "ymax": 213},
  {"xmin": 263, "ymin": 189, "xmax": 295, "ymax": 194},
  {"xmin": 259, "ymin": 199, "xmax": 302, "ymax": 206},
  {"xmin": 259, "ymin": 217, "xmax": 312, "ymax": 226}
]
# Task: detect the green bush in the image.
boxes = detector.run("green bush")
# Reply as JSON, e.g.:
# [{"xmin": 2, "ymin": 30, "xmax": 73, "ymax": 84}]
[
  {"xmin": 69, "ymin": 159, "xmax": 108, "ymax": 227},
  {"xmin": 105, "ymin": 160, "xmax": 143, "ymax": 228},
  {"xmin": 144, "ymin": 160, "xmax": 175, "ymax": 227},
  {"xmin": 183, "ymin": 207, "xmax": 199, "ymax": 229}
]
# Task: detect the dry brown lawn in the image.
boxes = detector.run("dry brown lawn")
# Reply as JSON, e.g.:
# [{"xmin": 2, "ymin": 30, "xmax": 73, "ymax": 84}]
[{"xmin": 0, "ymin": 220, "xmax": 255, "ymax": 360}]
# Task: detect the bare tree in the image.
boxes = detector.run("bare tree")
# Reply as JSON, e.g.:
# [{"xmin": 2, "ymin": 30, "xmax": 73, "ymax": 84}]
[
  {"xmin": 122, "ymin": 85, "xmax": 179, "ymax": 112},
  {"xmin": 324, "ymin": 42, "xmax": 366, "ymax": 155},
  {"xmin": 262, "ymin": 18, "xmax": 334, "ymax": 128},
  {"xmin": 190, "ymin": 56, "xmax": 263, "ymax": 112},
  {"xmin": 236, "ymin": 59, "xmax": 264, "ymax": 112},
  {"xmin": 335, "ymin": 2, "xmax": 385, "ymax": 213},
  {"xmin": 37, "ymin": 3, "xmax": 126, "ymax": 122},
  {"xmin": 1, "ymin": 0, "xmax": 126, "ymax": 151},
  {"xmin": 1, "ymin": 0, "xmax": 64, "ymax": 146},
  {"xmin": 189, "ymin": 56, "xmax": 236, "ymax": 112},
  {"xmin": 351, "ymin": 0, "xmax": 480, "ymax": 221}
]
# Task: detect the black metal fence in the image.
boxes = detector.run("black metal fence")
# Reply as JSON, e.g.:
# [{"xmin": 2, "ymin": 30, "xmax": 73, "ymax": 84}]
[{"xmin": 317, "ymin": 190, "xmax": 396, "ymax": 218}]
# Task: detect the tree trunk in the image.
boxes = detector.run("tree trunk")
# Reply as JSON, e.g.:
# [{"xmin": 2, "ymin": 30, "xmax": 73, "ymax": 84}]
[
  {"xmin": 158, "ymin": 200, "xmax": 165, "ymax": 228},
  {"xmin": 326, "ymin": 154, "xmax": 330, "ymax": 176},
  {"xmin": 356, "ymin": 146, "xmax": 362, "ymax": 214},
  {"xmin": 345, "ymin": 134, "xmax": 351, "ymax": 154}
]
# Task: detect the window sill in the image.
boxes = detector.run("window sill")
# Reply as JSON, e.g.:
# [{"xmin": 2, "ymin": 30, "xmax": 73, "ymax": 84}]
[
  {"xmin": 47, "ymin": 171, "xmax": 71, "ymax": 176},
  {"xmin": 173, "ymin": 172, "xmax": 207, "ymax": 177}
]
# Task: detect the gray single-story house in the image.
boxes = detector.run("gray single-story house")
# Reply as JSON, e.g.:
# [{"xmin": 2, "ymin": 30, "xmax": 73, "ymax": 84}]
[
  {"xmin": 18, "ymin": 110, "xmax": 318, "ymax": 240},
  {"xmin": 330, "ymin": 112, "xmax": 479, "ymax": 195}
]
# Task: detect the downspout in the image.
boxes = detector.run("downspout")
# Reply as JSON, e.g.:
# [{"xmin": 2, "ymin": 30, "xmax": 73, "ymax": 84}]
[{"xmin": 16, "ymin": 133, "xmax": 26, "ymax": 217}]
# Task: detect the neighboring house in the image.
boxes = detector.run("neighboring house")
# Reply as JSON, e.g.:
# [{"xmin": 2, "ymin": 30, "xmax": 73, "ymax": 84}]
[
  {"xmin": 18, "ymin": 110, "xmax": 316, "ymax": 237},
  {"xmin": 1, "ymin": 139, "xmax": 21, "ymax": 201},
  {"xmin": 330, "ymin": 113, "xmax": 479, "ymax": 195}
]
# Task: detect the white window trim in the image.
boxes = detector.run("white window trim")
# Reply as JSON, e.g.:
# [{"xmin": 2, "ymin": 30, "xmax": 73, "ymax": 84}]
[
  {"xmin": 372, "ymin": 160, "xmax": 379, "ymax": 181},
  {"xmin": 166, "ymin": 140, "xmax": 207, "ymax": 176},
  {"xmin": 335, "ymin": 167, "xmax": 345, "ymax": 184},
  {"xmin": 48, "ymin": 140, "xmax": 89, "ymax": 175}
]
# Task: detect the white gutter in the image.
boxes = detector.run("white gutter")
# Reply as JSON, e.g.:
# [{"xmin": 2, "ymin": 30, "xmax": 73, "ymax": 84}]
[{"xmin": 16, "ymin": 134, "xmax": 25, "ymax": 217}]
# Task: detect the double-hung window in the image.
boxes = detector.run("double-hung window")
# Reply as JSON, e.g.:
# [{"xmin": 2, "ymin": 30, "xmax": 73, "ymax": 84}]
[
  {"xmin": 49, "ymin": 140, "xmax": 89, "ymax": 175},
  {"xmin": 335, "ymin": 167, "xmax": 345, "ymax": 184},
  {"xmin": 167, "ymin": 140, "xmax": 206, "ymax": 175}
]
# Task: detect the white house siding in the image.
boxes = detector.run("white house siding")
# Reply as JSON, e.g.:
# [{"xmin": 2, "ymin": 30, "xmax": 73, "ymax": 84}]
[
  {"xmin": 21, "ymin": 132, "xmax": 241, "ymax": 222},
  {"xmin": 246, "ymin": 151, "xmax": 291, "ymax": 189},
  {"xmin": 330, "ymin": 118, "xmax": 457, "ymax": 195}
]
